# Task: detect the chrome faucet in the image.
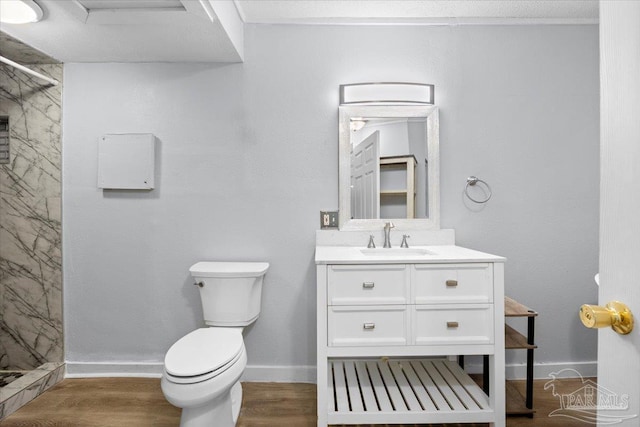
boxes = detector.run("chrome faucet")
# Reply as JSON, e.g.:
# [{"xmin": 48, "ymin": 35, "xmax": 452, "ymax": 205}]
[
  {"xmin": 367, "ymin": 234, "xmax": 376, "ymax": 248},
  {"xmin": 401, "ymin": 234, "xmax": 410, "ymax": 248},
  {"xmin": 383, "ymin": 222, "xmax": 395, "ymax": 248}
]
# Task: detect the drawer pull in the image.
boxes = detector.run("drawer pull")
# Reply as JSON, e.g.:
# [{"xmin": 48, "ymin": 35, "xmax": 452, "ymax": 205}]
[
  {"xmin": 362, "ymin": 282, "xmax": 375, "ymax": 289},
  {"xmin": 363, "ymin": 323, "xmax": 376, "ymax": 330},
  {"xmin": 446, "ymin": 280, "xmax": 458, "ymax": 287},
  {"xmin": 447, "ymin": 321, "xmax": 459, "ymax": 328}
]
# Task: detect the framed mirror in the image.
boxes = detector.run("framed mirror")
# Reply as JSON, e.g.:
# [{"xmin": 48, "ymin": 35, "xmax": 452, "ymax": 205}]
[{"xmin": 338, "ymin": 104, "xmax": 439, "ymax": 230}]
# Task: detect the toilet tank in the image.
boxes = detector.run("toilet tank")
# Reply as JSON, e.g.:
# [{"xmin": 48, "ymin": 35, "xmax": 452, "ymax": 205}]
[{"xmin": 189, "ymin": 261, "xmax": 269, "ymax": 327}]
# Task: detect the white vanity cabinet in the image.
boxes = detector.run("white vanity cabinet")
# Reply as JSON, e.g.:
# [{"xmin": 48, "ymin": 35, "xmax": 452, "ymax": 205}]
[{"xmin": 316, "ymin": 246, "xmax": 505, "ymax": 427}]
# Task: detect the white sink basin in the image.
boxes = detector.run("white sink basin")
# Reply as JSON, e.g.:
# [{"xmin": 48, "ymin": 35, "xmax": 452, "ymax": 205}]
[{"xmin": 360, "ymin": 248, "xmax": 436, "ymax": 257}]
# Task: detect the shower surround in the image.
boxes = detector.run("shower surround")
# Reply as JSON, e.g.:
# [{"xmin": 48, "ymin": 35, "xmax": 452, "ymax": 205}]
[{"xmin": 0, "ymin": 33, "xmax": 64, "ymax": 418}]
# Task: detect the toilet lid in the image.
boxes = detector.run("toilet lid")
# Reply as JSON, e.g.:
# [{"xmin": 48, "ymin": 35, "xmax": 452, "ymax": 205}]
[
  {"xmin": 164, "ymin": 328, "xmax": 243, "ymax": 377},
  {"xmin": 189, "ymin": 261, "xmax": 269, "ymax": 278}
]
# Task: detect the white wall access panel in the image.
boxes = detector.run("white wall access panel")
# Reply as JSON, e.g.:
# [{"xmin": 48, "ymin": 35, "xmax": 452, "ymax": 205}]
[{"xmin": 98, "ymin": 133, "xmax": 155, "ymax": 190}]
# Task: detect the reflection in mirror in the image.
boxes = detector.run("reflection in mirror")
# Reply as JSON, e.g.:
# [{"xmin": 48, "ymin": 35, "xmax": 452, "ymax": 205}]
[
  {"xmin": 339, "ymin": 105, "xmax": 439, "ymax": 230},
  {"xmin": 351, "ymin": 118, "xmax": 429, "ymax": 219}
]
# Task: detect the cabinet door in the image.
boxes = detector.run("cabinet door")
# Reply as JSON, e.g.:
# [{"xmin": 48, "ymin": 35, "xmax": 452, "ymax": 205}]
[
  {"xmin": 413, "ymin": 304, "xmax": 494, "ymax": 345},
  {"xmin": 412, "ymin": 264, "xmax": 493, "ymax": 304},
  {"xmin": 328, "ymin": 264, "xmax": 409, "ymax": 305},
  {"xmin": 328, "ymin": 305, "xmax": 408, "ymax": 346}
]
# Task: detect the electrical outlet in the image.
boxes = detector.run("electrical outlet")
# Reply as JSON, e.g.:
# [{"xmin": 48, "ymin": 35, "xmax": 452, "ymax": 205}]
[{"xmin": 320, "ymin": 211, "xmax": 339, "ymax": 229}]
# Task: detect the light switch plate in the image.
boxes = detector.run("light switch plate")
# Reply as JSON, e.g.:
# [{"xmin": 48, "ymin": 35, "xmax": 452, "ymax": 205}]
[{"xmin": 320, "ymin": 211, "xmax": 339, "ymax": 229}]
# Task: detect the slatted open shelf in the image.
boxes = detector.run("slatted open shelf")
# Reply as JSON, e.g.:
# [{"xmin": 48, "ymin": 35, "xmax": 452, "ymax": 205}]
[{"xmin": 327, "ymin": 358, "xmax": 495, "ymax": 424}]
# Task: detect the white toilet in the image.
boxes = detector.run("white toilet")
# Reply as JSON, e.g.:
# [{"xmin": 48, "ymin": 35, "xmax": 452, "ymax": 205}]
[{"xmin": 161, "ymin": 261, "xmax": 269, "ymax": 427}]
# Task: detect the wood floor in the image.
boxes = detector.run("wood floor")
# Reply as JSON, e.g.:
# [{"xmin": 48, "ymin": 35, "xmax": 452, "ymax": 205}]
[{"xmin": 1, "ymin": 378, "xmax": 594, "ymax": 426}]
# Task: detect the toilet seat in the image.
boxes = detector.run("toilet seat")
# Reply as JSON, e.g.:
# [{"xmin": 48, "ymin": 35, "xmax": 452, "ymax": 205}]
[{"xmin": 164, "ymin": 328, "xmax": 244, "ymax": 384}]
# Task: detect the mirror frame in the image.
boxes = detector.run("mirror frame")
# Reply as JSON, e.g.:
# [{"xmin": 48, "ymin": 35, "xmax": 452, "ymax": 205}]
[{"xmin": 338, "ymin": 104, "xmax": 440, "ymax": 230}]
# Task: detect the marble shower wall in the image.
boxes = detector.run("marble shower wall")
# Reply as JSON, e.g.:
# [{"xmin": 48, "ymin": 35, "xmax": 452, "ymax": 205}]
[{"xmin": 0, "ymin": 54, "xmax": 63, "ymax": 369}]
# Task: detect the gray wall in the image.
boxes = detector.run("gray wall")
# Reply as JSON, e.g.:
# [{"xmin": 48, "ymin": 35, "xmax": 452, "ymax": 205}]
[{"xmin": 62, "ymin": 24, "xmax": 599, "ymax": 377}]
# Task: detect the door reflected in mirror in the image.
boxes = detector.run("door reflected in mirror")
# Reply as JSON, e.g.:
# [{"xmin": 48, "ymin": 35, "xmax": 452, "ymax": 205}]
[
  {"xmin": 339, "ymin": 105, "xmax": 439, "ymax": 230},
  {"xmin": 350, "ymin": 117, "xmax": 429, "ymax": 219}
]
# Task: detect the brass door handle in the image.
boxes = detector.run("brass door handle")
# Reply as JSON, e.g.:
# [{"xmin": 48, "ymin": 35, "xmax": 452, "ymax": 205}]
[{"xmin": 579, "ymin": 301, "xmax": 634, "ymax": 335}]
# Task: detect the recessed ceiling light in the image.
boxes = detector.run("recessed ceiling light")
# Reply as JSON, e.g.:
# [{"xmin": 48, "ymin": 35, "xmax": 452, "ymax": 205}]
[{"xmin": 0, "ymin": 0, "xmax": 44, "ymax": 24}]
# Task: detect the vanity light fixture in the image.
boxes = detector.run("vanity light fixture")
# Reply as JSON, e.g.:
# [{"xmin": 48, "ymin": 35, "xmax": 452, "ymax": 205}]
[
  {"xmin": 0, "ymin": 0, "xmax": 43, "ymax": 24},
  {"xmin": 340, "ymin": 82, "xmax": 434, "ymax": 105}
]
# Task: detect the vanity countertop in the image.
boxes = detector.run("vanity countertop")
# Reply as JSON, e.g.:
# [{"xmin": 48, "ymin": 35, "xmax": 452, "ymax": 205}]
[{"xmin": 315, "ymin": 245, "xmax": 506, "ymax": 264}]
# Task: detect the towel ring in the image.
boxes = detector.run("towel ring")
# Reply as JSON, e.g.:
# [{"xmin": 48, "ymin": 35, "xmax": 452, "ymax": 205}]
[{"xmin": 465, "ymin": 176, "xmax": 492, "ymax": 204}]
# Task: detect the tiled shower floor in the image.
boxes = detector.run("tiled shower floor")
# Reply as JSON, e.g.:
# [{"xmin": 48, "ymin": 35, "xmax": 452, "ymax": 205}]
[{"xmin": 0, "ymin": 372, "xmax": 26, "ymax": 388}]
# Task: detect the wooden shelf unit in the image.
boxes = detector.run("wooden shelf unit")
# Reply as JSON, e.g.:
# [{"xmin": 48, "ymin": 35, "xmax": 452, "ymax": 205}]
[
  {"xmin": 379, "ymin": 155, "xmax": 417, "ymax": 218},
  {"xmin": 504, "ymin": 296, "xmax": 537, "ymax": 417}
]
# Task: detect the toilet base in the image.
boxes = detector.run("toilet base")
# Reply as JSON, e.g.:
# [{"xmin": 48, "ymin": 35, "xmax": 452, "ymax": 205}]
[
  {"xmin": 179, "ymin": 388, "xmax": 233, "ymax": 427},
  {"xmin": 175, "ymin": 381, "xmax": 244, "ymax": 427},
  {"xmin": 231, "ymin": 381, "xmax": 242, "ymax": 423}
]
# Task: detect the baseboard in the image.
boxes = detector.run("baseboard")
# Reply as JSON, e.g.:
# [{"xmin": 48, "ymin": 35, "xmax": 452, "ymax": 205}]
[
  {"xmin": 65, "ymin": 362, "xmax": 164, "ymax": 378},
  {"xmin": 64, "ymin": 362, "xmax": 315, "ymax": 382},
  {"xmin": 241, "ymin": 365, "xmax": 316, "ymax": 383},
  {"xmin": 65, "ymin": 360, "xmax": 597, "ymax": 382}
]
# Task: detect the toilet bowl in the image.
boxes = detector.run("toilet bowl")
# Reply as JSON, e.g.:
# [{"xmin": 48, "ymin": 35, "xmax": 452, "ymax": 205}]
[
  {"xmin": 161, "ymin": 261, "xmax": 269, "ymax": 427},
  {"xmin": 161, "ymin": 328, "xmax": 247, "ymax": 427}
]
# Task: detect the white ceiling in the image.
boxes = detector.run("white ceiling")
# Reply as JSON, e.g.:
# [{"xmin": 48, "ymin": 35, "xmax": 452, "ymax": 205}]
[
  {"xmin": 239, "ymin": 0, "xmax": 598, "ymax": 24},
  {"xmin": 0, "ymin": 0, "xmax": 599, "ymax": 63}
]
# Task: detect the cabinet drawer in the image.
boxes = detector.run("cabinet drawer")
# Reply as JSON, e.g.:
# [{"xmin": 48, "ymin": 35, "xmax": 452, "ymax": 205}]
[
  {"xmin": 412, "ymin": 264, "xmax": 493, "ymax": 304},
  {"xmin": 413, "ymin": 304, "xmax": 494, "ymax": 345},
  {"xmin": 328, "ymin": 264, "xmax": 408, "ymax": 305},
  {"xmin": 328, "ymin": 305, "xmax": 408, "ymax": 346}
]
